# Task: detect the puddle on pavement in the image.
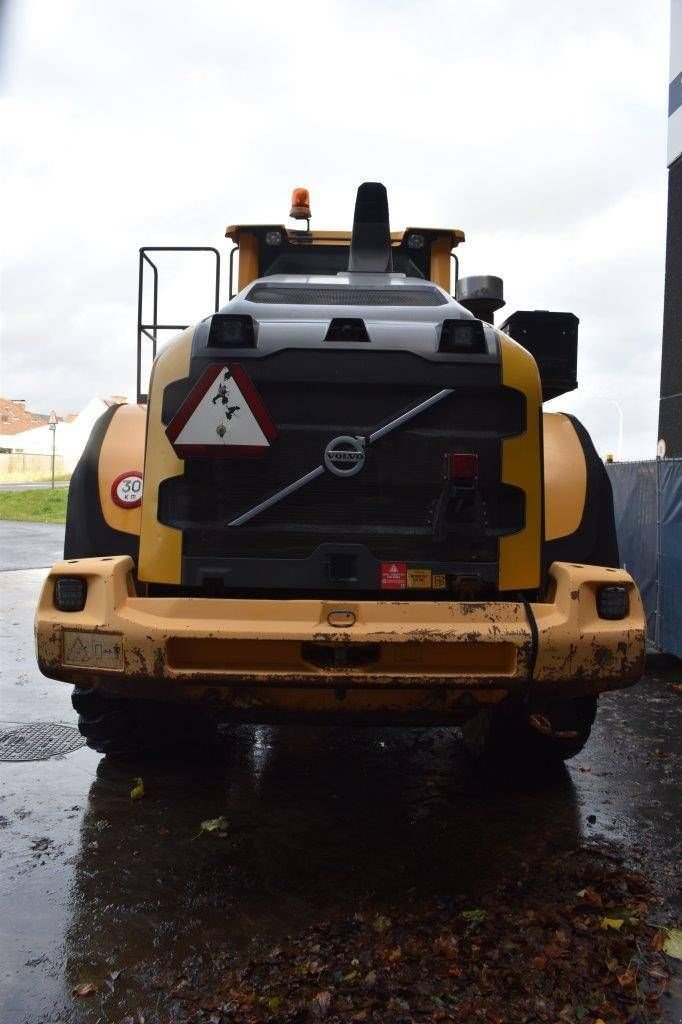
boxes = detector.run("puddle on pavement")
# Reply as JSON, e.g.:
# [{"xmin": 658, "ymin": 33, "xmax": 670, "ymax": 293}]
[
  {"xmin": 1, "ymin": 677, "xmax": 679, "ymax": 1023},
  {"xmin": 2, "ymin": 726, "xmax": 585, "ymax": 1022}
]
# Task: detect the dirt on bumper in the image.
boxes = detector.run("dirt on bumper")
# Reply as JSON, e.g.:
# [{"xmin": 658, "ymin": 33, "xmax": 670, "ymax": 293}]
[{"xmin": 35, "ymin": 557, "xmax": 645, "ymax": 719}]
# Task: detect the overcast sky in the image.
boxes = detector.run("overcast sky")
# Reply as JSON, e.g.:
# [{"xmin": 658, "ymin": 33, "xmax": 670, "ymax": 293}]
[{"xmin": 0, "ymin": 0, "xmax": 670, "ymax": 458}]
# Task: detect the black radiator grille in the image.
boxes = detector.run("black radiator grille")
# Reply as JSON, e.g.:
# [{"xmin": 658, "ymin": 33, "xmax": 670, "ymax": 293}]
[
  {"xmin": 158, "ymin": 375, "xmax": 525, "ymax": 563},
  {"xmin": 246, "ymin": 284, "xmax": 448, "ymax": 306}
]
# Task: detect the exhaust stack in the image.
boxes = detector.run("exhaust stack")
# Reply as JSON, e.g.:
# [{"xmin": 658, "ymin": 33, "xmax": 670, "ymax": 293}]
[
  {"xmin": 347, "ymin": 182, "xmax": 393, "ymax": 273},
  {"xmin": 456, "ymin": 275, "xmax": 505, "ymax": 324}
]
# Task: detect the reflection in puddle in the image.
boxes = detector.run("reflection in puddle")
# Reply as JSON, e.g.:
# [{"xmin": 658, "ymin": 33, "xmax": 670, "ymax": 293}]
[{"xmin": 63, "ymin": 726, "xmax": 583, "ymax": 1011}]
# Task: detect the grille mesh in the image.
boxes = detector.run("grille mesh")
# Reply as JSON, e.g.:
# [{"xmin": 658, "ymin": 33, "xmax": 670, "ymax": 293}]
[{"xmin": 246, "ymin": 285, "xmax": 447, "ymax": 307}]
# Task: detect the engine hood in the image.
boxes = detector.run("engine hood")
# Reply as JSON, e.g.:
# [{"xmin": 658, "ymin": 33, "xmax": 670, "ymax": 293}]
[{"xmin": 198, "ymin": 273, "xmax": 495, "ymax": 357}]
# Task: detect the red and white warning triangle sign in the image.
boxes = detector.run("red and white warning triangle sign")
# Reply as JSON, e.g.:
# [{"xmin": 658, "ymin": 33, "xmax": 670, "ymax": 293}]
[{"xmin": 166, "ymin": 364, "xmax": 278, "ymax": 458}]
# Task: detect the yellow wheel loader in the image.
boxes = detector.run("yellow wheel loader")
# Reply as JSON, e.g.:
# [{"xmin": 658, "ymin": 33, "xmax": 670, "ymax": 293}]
[{"xmin": 35, "ymin": 183, "xmax": 645, "ymax": 760}]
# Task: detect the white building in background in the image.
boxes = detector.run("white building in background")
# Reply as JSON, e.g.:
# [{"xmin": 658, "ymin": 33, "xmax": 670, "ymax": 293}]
[{"xmin": 0, "ymin": 397, "xmax": 126, "ymax": 472}]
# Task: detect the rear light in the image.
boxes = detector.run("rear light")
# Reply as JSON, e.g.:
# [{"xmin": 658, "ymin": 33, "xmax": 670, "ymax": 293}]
[
  {"xmin": 207, "ymin": 314, "xmax": 256, "ymax": 348},
  {"xmin": 54, "ymin": 577, "xmax": 87, "ymax": 612},
  {"xmin": 439, "ymin": 319, "xmax": 486, "ymax": 354},
  {"xmin": 448, "ymin": 452, "xmax": 479, "ymax": 481},
  {"xmin": 407, "ymin": 233, "xmax": 425, "ymax": 250},
  {"xmin": 265, "ymin": 230, "xmax": 282, "ymax": 246},
  {"xmin": 597, "ymin": 585, "xmax": 629, "ymax": 620},
  {"xmin": 325, "ymin": 318, "xmax": 370, "ymax": 342}
]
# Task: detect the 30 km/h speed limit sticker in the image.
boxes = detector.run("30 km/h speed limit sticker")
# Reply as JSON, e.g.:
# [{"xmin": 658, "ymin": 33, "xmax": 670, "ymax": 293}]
[{"xmin": 111, "ymin": 471, "xmax": 143, "ymax": 509}]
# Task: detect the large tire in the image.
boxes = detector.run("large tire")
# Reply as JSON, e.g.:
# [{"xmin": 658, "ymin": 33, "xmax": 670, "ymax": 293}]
[
  {"xmin": 461, "ymin": 695, "xmax": 598, "ymax": 766},
  {"xmin": 72, "ymin": 685, "xmax": 218, "ymax": 757}
]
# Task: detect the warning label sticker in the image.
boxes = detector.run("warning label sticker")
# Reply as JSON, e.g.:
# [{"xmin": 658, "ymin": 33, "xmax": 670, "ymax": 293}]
[
  {"xmin": 433, "ymin": 574, "xmax": 447, "ymax": 589},
  {"xmin": 407, "ymin": 568, "xmax": 432, "ymax": 589},
  {"xmin": 63, "ymin": 631, "xmax": 124, "ymax": 670},
  {"xmin": 165, "ymin": 364, "xmax": 278, "ymax": 458},
  {"xmin": 380, "ymin": 562, "xmax": 407, "ymax": 589}
]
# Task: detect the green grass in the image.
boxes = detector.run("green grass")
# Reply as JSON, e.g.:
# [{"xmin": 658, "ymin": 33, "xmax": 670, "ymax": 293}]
[{"xmin": 0, "ymin": 487, "xmax": 68, "ymax": 524}]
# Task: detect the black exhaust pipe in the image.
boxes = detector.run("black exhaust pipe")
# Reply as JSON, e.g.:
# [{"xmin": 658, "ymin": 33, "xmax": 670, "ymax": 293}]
[{"xmin": 347, "ymin": 182, "xmax": 393, "ymax": 274}]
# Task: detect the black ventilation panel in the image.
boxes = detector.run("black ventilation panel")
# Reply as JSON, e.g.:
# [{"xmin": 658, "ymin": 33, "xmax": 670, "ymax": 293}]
[{"xmin": 499, "ymin": 310, "xmax": 578, "ymax": 401}]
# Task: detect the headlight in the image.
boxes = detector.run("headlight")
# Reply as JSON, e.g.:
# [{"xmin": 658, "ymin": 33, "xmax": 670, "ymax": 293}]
[
  {"xmin": 54, "ymin": 577, "xmax": 87, "ymax": 612},
  {"xmin": 596, "ymin": 585, "xmax": 629, "ymax": 620}
]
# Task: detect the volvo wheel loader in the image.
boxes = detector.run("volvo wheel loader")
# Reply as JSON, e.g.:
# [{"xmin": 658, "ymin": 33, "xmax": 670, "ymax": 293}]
[{"xmin": 35, "ymin": 183, "xmax": 645, "ymax": 760}]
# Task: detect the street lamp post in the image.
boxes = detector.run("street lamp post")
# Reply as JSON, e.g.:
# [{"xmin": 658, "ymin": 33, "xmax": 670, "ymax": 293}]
[{"xmin": 48, "ymin": 410, "xmax": 58, "ymax": 489}]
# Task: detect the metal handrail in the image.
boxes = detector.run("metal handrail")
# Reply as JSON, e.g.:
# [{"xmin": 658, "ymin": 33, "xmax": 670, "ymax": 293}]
[{"xmin": 136, "ymin": 246, "xmax": 221, "ymax": 403}]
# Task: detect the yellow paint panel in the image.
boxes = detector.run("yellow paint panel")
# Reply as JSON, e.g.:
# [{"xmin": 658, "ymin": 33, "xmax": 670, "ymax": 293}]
[
  {"xmin": 543, "ymin": 412, "xmax": 587, "ymax": 540},
  {"xmin": 98, "ymin": 404, "xmax": 147, "ymax": 536},
  {"xmin": 225, "ymin": 226, "xmax": 465, "ymax": 246},
  {"xmin": 137, "ymin": 329, "xmax": 193, "ymax": 584},
  {"xmin": 237, "ymin": 232, "xmax": 259, "ymax": 290},
  {"xmin": 428, "ymin": 235, "xmax": 452, "ymax": 290},
  {"xmin": 498, "ymin": 335, "xmax": 542, "ymax": 590}
]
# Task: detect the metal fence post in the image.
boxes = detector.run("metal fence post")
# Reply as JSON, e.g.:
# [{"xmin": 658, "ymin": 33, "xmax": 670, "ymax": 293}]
[{"xmin": 654, "ymin": 457, "xmax": 662, "ymax": 652}]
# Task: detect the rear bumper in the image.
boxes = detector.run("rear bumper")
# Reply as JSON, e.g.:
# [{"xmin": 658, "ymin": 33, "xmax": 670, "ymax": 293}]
[{"xmin": 35, "ymin": 558, "xmax": 645, "ymax": 720}]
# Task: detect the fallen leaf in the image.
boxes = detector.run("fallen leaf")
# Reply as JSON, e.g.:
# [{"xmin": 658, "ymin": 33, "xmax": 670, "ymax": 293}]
[
  {"xmin": 372, "ymin": 914, "xmax": 391, "ymax": 933},
  {"xmin": 72, "ymin": 981, "xmax": 96, "ymax": 997},
  {"xmin": 663, "ymin": 927, "xmax": 682, "ymax": 960},
  {"xmin": 671, "ymin": 682, "xmax": 682, "ymax": 693},
  {"xmin": 600, "ymin": 917, "xmax": 624, "ymax": 931},
  {"xmin": 575, "ymin": 886, "xmax": 602, "ymax": 908},
  {"xmin": 616, "ymin": 968, "xmax": 636, "ymax": 988},
  {"xmin": 529, "ymin": 713, "xmax": 552, "ymax": 735},
  {"xmin": 266, "ymin": 996, "xmax": 281, "ymax": 1012},
  {"xmin": 130, "ymin": 778, "xmax": 144, "ymax": 801},
  {"xmin": 461, "ymin": 908, "xmax": 487, "ymax": 925},
  {"xmin": 198, "ymin": 816, "xmax": 229, "ymax": 837},
  {"xmin": 158, "ymin": 827, "xmax": 171, "ymax": 837},
  {"xmin": 311, "ymin": 990, "xmax": 332, "ymax": 1017},
  {"xmin": 433, "ymin": 933, "xmax": 459, "ymax": 959}
]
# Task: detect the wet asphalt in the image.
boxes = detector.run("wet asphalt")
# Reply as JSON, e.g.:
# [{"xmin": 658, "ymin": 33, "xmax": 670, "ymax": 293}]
[{"xmin": 0, "ymin": 521, "xmax": 680, "ymax": 1023}]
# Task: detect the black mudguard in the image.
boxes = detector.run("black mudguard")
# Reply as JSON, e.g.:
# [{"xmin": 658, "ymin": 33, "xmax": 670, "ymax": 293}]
[{"xmin": 64, "ymin": 406, "xmax": 140, "ymax": 561}]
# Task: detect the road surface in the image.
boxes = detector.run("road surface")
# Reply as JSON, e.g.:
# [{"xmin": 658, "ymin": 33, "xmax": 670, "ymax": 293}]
[
  {"xmin": 0, "ymin": 481, "xmax": 69, "ymax": 492},
  {"xmin": 0, "ymin": 522, "xmax": 679, "ymax": 1023}
]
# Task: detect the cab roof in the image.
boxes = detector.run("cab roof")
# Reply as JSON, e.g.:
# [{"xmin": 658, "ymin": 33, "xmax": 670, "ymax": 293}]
[{"xmin": 225, "ymin": 226, "xmax": 465, "ymax": 247}]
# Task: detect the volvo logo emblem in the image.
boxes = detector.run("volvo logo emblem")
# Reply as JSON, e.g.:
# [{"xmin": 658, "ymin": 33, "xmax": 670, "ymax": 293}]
[{"xmin": 324, "ymin": 435, "xmax": 366, "ymax": 477}]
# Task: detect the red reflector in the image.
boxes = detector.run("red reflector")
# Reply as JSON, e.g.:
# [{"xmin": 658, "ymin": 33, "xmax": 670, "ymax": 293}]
[{"xmin": 449, "ymin": 453, "xmax": 478, "ymax": 480}]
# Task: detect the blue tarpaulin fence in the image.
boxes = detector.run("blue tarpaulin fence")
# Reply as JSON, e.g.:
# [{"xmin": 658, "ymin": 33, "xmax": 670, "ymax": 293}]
[{"xmin": 606, "ymin": 459, "xmax": 682, "ymax": 657}]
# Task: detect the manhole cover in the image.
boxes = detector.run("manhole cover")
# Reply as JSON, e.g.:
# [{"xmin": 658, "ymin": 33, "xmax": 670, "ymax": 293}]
[{"xmin": 0, "ymin": 722, "xmax": 85, "ymax": 761}]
